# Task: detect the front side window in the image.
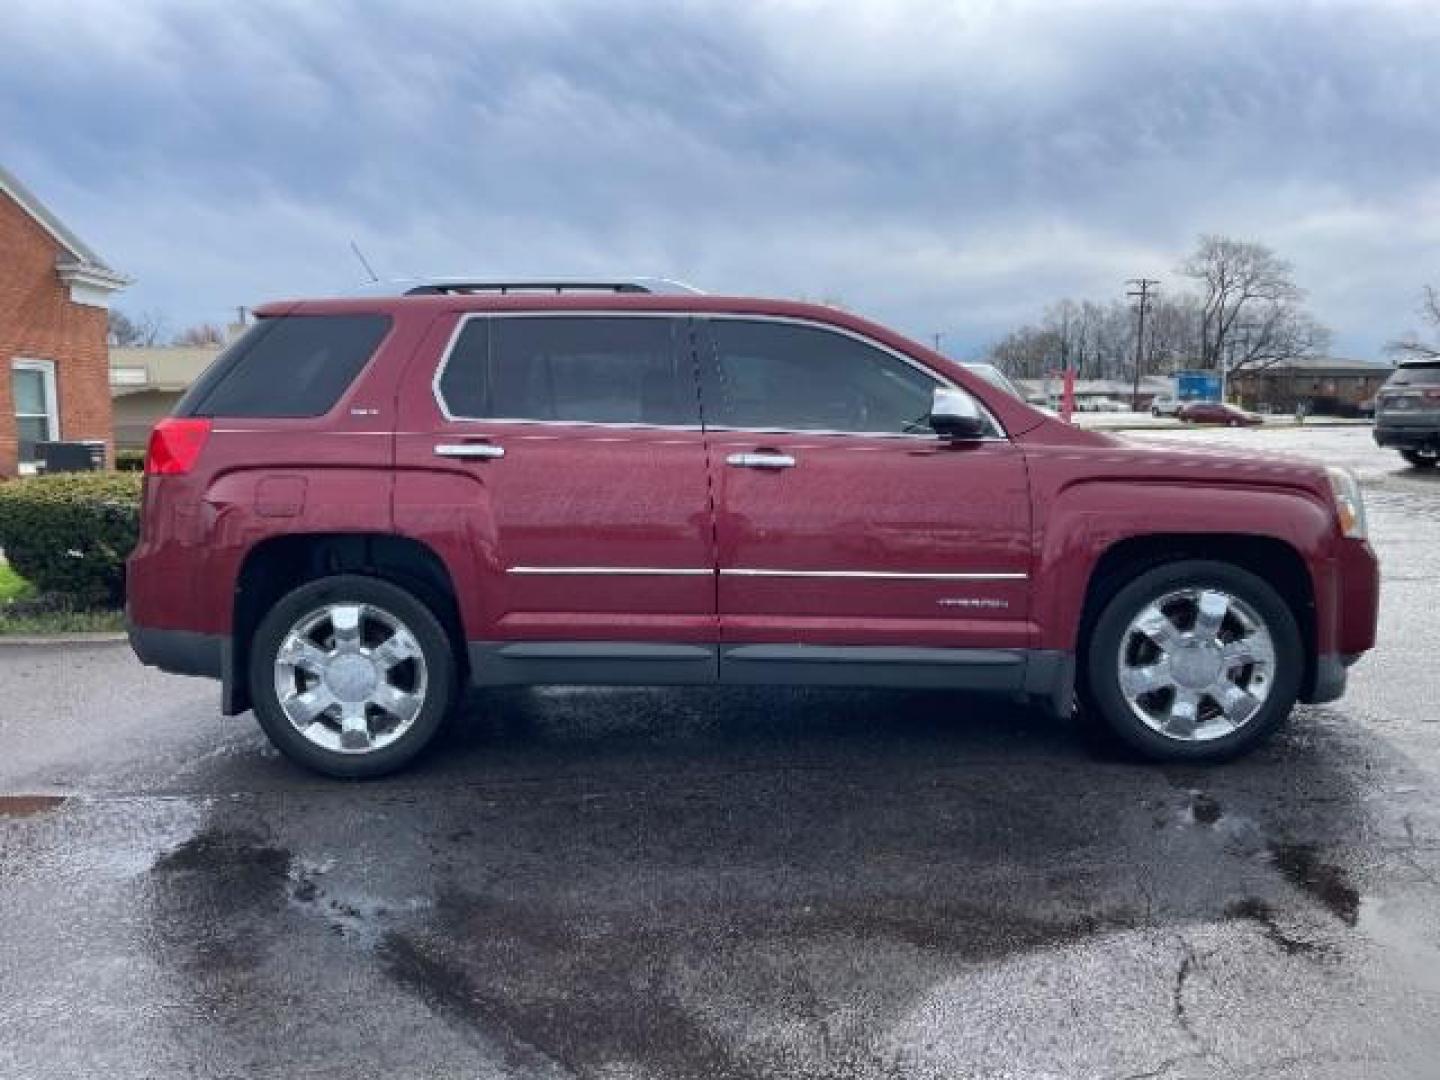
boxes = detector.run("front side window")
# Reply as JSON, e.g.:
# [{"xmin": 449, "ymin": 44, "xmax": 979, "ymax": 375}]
[
  {"xmin": 700, "ymin": 320, "xmax": 941, "ymax": 435},
  {"xmin": 11, "ymin": 359, "xmax": 58, "ymax": 466},
  {"xmin": 438, "ymin": 316, "xmax": 693, "ymax": 426}
]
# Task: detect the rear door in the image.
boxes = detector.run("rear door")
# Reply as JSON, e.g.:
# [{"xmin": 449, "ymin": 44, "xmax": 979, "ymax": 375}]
[
  {"xmin": 394, "ymin": 312, "xmax": 717, "ymax": 656},
  {"xmin": 696, "ymin": 316, "xmax": 1032, "ymax": 659}
]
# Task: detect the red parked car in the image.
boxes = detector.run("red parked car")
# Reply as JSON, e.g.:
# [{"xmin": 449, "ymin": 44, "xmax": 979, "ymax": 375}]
[
  {"xmin": 1178, "ymin": 401, "xmax": 1264, "ymax": 426},
  {"xmin": 127, "ymin": 279, "xmax": 1379, "ymax": 777}
]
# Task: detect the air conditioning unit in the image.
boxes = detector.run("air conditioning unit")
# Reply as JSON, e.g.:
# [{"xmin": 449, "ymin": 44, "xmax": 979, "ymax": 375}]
[{"xmin": 36, "ymin": 440, "xmax": 107, "ymax": 473}]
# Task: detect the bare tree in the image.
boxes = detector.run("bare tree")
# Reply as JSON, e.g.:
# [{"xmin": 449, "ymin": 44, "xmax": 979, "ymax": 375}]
[
  {"xmin": 1228, "ymin": 305, "xmax": 1330, "ymax": 373},
  {"xmin": 107, "ymin": 308, "xmax": 167, "ymax": 346},
  {"xmin": 1043, "ymin": 299, "xmax": 1081, "ymax": 374},
  {"xmin": 1179, "ymin": 235, "xmax": 1326, "ymax": 374},
  {"xmin": 989, "ymin": 325, "xmax": 1063, "ymax": 379},
  {"xmin": 1385, "ymin": 285, "xmax": 1440, "ymax": 361},
  {"xmin": 1144, "ymin": 293, "xmax": 1203, "ymax": 375},
  {"xmin": 173, "ymin": 323, "xmax": 225, "ymax": 347},
  {"xmin": 989, "ymin": 293, "xmax": 1204, "ymax": 383}
]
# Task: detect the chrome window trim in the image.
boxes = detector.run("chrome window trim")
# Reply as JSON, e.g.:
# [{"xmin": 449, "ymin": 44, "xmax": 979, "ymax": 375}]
[
  {"xmin": 506, "ymin": 566, "xmax": 1025, "ymax": 581},
  {"xmin": 429, "ymin": 311, "xmax": 1008, "ymax": 441}
]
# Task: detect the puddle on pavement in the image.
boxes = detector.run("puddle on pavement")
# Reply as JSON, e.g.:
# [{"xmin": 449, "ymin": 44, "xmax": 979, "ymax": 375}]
[
  {"xmin": 1188, "ymin": 791, "xmax": 1223, "ymax": 826},
  {"xmin": 0, "ymin": 795, "xmax": 67, "ymax": 818},
  {"xmin": 1269, "ymin": 842, "xmax": 1361, "ymax": 926},
  {"xmin": 1224, "ymin": 897, "xmax": 1326, "ymax": 956},
  {"xmin": 153, "ymin": 827, "xmax": 291, "ymax": 879}
]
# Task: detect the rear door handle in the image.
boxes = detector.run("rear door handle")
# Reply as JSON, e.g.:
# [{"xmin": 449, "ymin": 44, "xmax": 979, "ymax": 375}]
[
  {"xmin": 727, "ymin": 451, "xmax": 795, "ymax": 469},
  {"xmin": 435, "ymin": 442, "xmax": 505, "ymax": 460}
]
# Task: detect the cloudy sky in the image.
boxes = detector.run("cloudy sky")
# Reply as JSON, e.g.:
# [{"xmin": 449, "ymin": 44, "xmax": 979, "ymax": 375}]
[{"xmin": 3, "ymin": 0, "xmax": 1438, "ymax": 357}]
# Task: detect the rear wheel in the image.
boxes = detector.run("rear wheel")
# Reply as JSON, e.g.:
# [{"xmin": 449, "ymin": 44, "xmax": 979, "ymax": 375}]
[
  {"xmin": 249, "ymin": 574, "xmax": 457, "ymax": 778},
  {"xmin": 1400, "ymin": 448, "xmax": 1439, "ymax": 469},
  {"xmin": 1082, "ymin": 560, "xmax": 1303, "ymax": 761}
]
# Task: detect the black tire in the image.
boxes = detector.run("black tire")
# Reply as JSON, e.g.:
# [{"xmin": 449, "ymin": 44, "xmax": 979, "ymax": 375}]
[
  {"xmin": 249, "ymin": 574, "xmax": 458, "ymax": 778},
  {"xmin": 1400, "ymin": 449, "xmax": 1439, "ymax": 469},
  {"xmin": 1081, "ymin": 560, "xmax": 1303, "ymax": 762}
]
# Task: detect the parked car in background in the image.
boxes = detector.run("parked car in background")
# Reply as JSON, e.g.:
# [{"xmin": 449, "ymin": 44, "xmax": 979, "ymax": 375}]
[
  {"xmin": 1178, "ymin": 401, "xmax": 1264, "ymax": 427},
  {"xmin": 127, "ymin": 278, "xmax": 1378, "ymax": 777},
  {"xmin": 1082, "ymin": 396, "xmax": 1131, "ymax": 412},
  {"xmin": 1151, "ymin": 395, "xmax": 1182, "ymax": 417},
  {"xmin": 1373, "ymin": 360, "xmax": 1440, "ymax": 469}
]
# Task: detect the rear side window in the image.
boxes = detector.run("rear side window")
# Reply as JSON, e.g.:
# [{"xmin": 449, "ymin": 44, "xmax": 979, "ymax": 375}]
[
  {"xmin": 437, "ymin": 316, "xmax": 693, "ymax": 426},
  {"xmin": 177, "ymin": 314, "xmax": 390, "ymax": 418},
  {"xmin": 1387, "ymin": 362, "xmax": 1440, "ymax": 386}
]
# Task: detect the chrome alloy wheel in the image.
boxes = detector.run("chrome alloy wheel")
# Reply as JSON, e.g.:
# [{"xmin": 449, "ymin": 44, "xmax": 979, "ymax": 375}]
[
  {"xmin": 273, "ymin": 603, "xmax": 428, "ymax": 754},
  {"xmin": 1116, "ymin": 587, "xmax": 1276, "ymax": 742}
]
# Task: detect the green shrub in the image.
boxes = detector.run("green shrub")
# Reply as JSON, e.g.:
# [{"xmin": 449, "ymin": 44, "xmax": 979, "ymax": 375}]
[
  {"xmin": 116, "ymin": 449, "xmax": 146, "ymax": 472},
  {"xmin": 0, "ymin": 472, "xmax": 142, "ymax": 607}
]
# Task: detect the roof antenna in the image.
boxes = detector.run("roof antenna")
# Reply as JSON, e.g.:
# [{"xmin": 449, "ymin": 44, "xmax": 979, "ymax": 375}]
[{"xmin": 349, "ymin": 240, "xmax": 379, "ymax": 283}]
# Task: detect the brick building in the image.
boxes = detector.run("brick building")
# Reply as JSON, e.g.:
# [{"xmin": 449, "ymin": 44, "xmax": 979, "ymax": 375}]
[
  {"xmin": 0, "ymin": 164, "xmax": 128, "ymax": 475},
  {"xmin": 1229, "ymin": 356, "xmax": 1394, "ymax": 417}
]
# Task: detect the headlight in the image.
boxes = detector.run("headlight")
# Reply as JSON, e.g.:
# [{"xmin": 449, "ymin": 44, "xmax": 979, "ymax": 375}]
[{"xmin": 1326, "ymin": 467, "xmax": 1367, "ymax": 539}]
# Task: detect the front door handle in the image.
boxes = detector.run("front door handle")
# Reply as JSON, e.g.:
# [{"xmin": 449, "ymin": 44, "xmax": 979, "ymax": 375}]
[
  {"xmin": 435, "ymin": 442, "xmax": 505, "ymax": 460},
  {"xmin": 727, "ymin": 451, "xmax": 795, "ymax": 469}
]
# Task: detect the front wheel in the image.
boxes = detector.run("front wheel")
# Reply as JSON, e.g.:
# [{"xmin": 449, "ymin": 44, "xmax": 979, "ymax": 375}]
[
  {"xmin": 1081, "ymin": 560, "xmax": 1303, "ymax": 761},
  {"xmin": 1401, "ymin": 448, "xmax": 1439, "ymax": 469},
  {"xmin": 249, "ymin": 574, "xmax": 457, "ymax": 778}
]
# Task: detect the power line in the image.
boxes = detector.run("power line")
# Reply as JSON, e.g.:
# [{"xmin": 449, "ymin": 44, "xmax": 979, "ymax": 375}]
[{"xmin": 1127, "ymin": 278, "xmax": 1160, "ymax": 411}]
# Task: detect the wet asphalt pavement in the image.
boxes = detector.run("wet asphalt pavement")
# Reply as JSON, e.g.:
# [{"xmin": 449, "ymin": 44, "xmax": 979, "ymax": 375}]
[{"xmin": 3, "ymin": 425, "xmax": 1440, "ymax": 1079}]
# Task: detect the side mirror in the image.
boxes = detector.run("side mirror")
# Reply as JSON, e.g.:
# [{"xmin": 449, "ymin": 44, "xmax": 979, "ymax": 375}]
[{"xmin": 928, "ymin": 387, "xmax": 987, "ymax": 440}]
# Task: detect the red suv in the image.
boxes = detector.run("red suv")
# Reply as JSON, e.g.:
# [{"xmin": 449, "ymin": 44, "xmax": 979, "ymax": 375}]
[{"xmin": 127, "ymin": 279, "xmax": 1379, "ymax": 777}]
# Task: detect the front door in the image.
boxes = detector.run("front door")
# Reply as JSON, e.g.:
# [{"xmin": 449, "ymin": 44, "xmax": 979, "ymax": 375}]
[
  {"xmin": 395, "ymin": 312, "xmax": 716, "ymax": 659},
  {"xmin": 696, "ymin": 316, "xmax": 1032, "ymax": 658}
]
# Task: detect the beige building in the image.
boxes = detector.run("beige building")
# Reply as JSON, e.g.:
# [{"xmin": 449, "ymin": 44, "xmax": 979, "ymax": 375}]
[{"xmin": 109, "ymin": 344, "xmax": 221, "ymax": 450}]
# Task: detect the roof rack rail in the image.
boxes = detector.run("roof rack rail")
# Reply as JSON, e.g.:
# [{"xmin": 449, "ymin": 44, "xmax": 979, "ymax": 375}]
[{"xmin": 377, "ymin": 276, "xmax": 704, "ymax": 297}]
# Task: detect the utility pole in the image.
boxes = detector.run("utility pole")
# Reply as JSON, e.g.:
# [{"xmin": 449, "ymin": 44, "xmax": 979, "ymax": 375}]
[
  {"xmin": 932, "ymin": 332, "xmax": 943, "ymax": 354},
  {"xmin": 1127, "ymin": 278, "xmax": 1159, "ymax": 411}
]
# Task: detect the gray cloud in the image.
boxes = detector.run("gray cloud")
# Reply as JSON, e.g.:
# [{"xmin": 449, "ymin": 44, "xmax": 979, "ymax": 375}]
[{"xmin": 4, "ymin": 0, "xmax": 1438, "ymax": 355}]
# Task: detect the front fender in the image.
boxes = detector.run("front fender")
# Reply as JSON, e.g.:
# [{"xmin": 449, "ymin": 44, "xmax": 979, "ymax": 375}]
[{"xmin": 1031, "ymin": 480, "xmax": 1336, "ymax": 653}]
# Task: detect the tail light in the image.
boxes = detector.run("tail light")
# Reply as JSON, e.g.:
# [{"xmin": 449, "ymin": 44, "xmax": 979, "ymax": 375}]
[{"xmin": 145, "ymin": 417, "xmax": 212, "ymax": 475}]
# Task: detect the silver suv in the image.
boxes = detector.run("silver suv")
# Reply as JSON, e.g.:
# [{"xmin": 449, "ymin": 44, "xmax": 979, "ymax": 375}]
[{"xmin": 1374, "ymin": 360, "xmax": 1440, "ymax": 468}]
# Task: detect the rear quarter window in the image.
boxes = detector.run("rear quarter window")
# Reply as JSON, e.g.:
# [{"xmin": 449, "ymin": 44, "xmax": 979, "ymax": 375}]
[{"xmin": 176, "ymin": 314, "xmax": 391, "ymax": 418}]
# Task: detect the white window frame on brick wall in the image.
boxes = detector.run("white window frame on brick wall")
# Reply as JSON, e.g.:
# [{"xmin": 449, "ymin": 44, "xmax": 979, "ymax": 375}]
[{"xmin": 12, "ymin": 358, "xmax": 60, "ymax": 474}]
